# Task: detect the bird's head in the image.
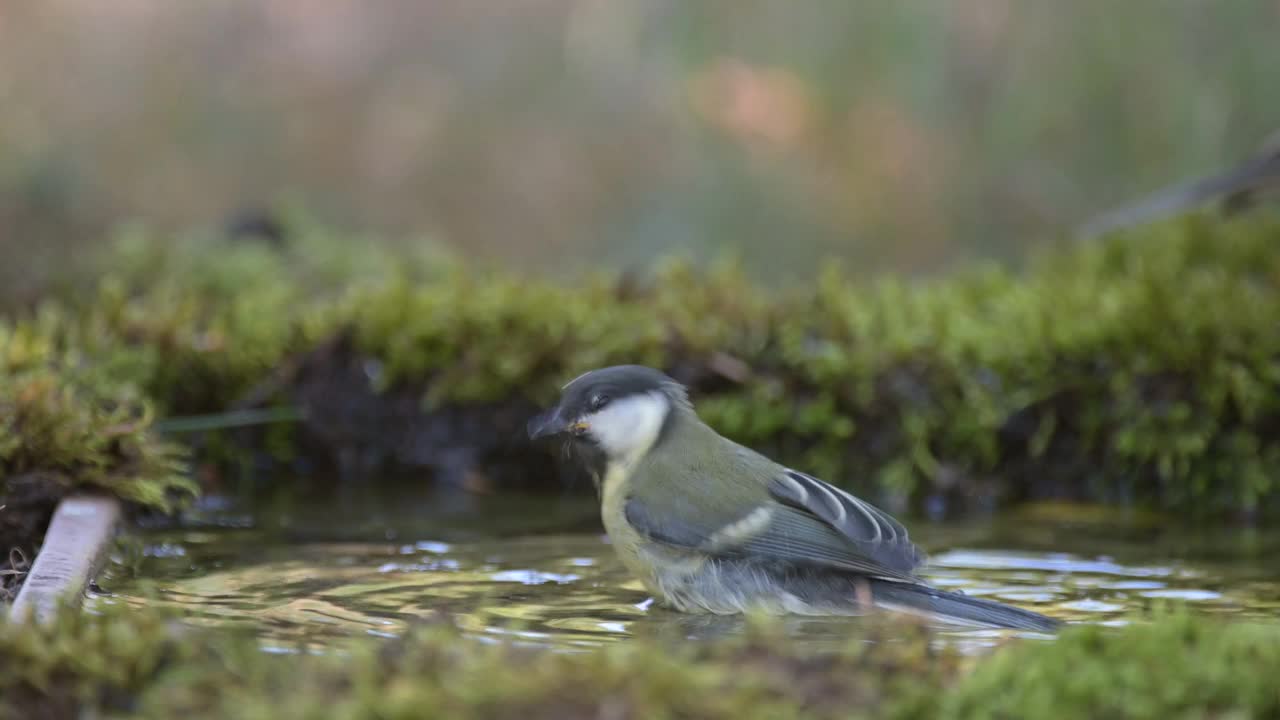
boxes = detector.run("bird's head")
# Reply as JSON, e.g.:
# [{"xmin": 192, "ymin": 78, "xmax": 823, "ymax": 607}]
[{"xmin": 528, "ymin": 365, "xmax": 691, "ymax": 473}]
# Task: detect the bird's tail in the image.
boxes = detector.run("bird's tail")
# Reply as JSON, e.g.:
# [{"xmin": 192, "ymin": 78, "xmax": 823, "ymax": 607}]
[{"xmin": 870, "ymin": 580, "xmax": 1061, "ymax": 633}]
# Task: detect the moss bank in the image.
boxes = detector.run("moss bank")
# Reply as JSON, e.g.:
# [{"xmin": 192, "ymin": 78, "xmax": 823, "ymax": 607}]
[
  {"xmin": 5, "ymin": 211, "xmax": 1280, "ymax": 518},
  {"xmin": 0, "ymin": 330, "xmax": 195, "ymax": 599},
  {"xmin": 1, "ymin": 605, "xmax": 1277, "ymax": 719},
  {"xmin": 940, "ymin": 612, "xmax": 1280, "ymax": 718},
  {"xmin": 0, "ymin": 605, "xmax": 955, "ymax": 720}
]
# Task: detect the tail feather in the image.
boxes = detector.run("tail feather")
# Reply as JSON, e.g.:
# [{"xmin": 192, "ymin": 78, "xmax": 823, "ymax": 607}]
[{"xmin": 871, "ymin": 580, "xmax": 1061, "ymax": 633}]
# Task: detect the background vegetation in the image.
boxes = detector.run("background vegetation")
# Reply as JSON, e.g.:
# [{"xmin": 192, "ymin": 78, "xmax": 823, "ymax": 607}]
[
  {"xmin": 4, "ymin": 212, "xmax": 1279, "ymax": 530},
  {"xmin": 3, "ymin": 1, "xmax": 1280, "ymax": 305}
]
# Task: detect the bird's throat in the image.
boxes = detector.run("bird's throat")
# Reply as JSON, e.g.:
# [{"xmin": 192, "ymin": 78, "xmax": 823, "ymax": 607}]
[{"xmin": 600, "ymin": 459, "xmax": 636, "ymax": 500}]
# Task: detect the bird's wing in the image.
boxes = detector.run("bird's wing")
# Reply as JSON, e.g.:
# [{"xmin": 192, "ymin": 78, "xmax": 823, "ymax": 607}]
[
  {"xmin": 623, "ymin": 468, "xmax": 924, "ymax": 582},
  {"xmin": 767, "ymin": 469, "xmax": 924, "ymax": 576}
]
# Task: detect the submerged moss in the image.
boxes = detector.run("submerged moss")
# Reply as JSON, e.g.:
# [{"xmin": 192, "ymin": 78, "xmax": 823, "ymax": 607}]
[
  {"xmin": 5, "ymin": 211, "xmax": 1280, "ymax": 516},
  {"xmin": 2, "ymin": 605, "xmax": 1278, "ymax": 719}
]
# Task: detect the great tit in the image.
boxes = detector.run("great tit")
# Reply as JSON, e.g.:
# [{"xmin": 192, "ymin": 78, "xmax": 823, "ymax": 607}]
[{"xmin": 528, "ymin": 365, "xmax": 1060, "ymax": 632}]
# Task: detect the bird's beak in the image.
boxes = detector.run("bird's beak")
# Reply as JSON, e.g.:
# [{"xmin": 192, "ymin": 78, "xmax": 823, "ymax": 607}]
[
  {"xmin": 527, "ymin": 409, "xmax": 563, "ymax": 441},
  {"xmin": 528, "ymin": 408, "xmax": 588, "ymax": 441}
]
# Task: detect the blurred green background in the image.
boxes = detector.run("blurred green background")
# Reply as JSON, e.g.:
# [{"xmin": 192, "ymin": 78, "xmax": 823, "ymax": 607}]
[{"xmin": 2, "ymin": 0, "xmax": 1279, "ymax": 296}]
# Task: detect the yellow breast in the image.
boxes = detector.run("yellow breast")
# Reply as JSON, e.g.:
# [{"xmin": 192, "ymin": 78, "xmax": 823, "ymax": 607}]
[{"xmin": 600, "ymin": 464, "xmax": 661, "ymax": 592}]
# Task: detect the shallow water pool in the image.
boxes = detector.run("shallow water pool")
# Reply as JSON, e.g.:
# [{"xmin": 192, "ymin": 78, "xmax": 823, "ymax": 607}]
[{"xmin": 89, "ymin": 483, "xmax": 1280, "ymax": 653}]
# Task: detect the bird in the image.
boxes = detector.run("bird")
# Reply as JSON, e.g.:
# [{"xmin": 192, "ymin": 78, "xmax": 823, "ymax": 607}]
[{"xmin": 528, "ymin": 364, "xmax": 1060, "ymax": 633}]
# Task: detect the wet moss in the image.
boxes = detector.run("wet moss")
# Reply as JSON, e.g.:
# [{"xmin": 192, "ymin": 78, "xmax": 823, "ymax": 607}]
[
  {"xmin": 6, "ymin": 211, "xmax": 1280, "ymax": 515},
  {"xmin": 0, "ymin": 603, "xmax": 949, "ymax": 720},
  {"xmin": 3, "ymin": 605, "xmax": 1278, "ymax": 719},
  {"xmin": 0, "ymin": 604, "xmax": 192, "ymax": 718},
  {"xmin": 0, "ymin": 322, "xmax": 195, "ymax": 598},
  {"xmin": 937, "ymin": 611, "xmax": 1280, "ymax": 719},
  {"xmin": 0, "ymin": 367, "xmax": 193, "ymax": 512}
]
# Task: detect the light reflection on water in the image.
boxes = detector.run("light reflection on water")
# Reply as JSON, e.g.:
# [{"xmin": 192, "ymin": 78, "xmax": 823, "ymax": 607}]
[{"xmin": 88, "ymin": 490, "xmax": 1280, "ymax": 653}]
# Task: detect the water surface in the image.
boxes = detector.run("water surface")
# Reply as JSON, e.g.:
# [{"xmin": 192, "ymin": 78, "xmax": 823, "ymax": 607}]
[{"xmin": 90, "ymin": 484, "xmax": 1280, "ymax": 653}]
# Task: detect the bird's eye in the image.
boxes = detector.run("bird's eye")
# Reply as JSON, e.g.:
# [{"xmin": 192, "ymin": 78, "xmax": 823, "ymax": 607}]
[{"xmin": 589, "ymin": 393, "xmax": 611, "ymax": 411}]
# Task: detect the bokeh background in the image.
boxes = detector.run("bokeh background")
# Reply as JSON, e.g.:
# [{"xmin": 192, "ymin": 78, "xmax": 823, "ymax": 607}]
[{"xmin": 3, "ymin": 0, "xmax": 1279, "ymax": 296}]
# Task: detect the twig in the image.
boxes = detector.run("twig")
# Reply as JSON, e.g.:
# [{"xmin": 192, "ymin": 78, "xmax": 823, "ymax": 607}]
[
  {"xmin": 153, "ymin": 406, "xmax": 304, "ymax": 434},
  {"xmin": 1076, "ymin": 130, "xmax": 1280, "ymax": 240}
]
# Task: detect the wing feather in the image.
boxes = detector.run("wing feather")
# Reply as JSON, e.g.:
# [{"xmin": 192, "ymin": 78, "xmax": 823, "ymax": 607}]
[
  {"xmin": 623, "ymin": 466, "xmax": 925, "ymax": 582},
  {"xmin": 768, "ymin": 470, "xmax": 923, "ymax": 574}
]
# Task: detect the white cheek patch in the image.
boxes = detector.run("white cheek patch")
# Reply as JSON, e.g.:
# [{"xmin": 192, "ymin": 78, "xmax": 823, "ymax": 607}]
[{"xmin": 586, "ymin": 392, "xmax": 670, "ymax": 467}]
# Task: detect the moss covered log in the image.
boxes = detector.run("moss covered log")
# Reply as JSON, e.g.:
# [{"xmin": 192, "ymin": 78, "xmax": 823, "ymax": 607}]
[
  {"xmin": 1, "ymin": 605, "xmax": 1277, "ymax": 719},
  {"xmin": 3, "ymin": 212, "xmax": 1280, "ymax": 521}
]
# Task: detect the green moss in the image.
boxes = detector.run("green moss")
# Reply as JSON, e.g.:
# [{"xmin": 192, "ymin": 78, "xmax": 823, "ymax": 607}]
[
  {"xmin": 938, "ymin": 611, "xmax": 1280, "ymax": 719},
  {"xmin": 0, "ymin": 368, "xmax": 192, "ymax": 512},
  {"xmin": 0, "ymin": 312, "xmax": 193, "ymax": 497},
  {"xmin": 0, "ymin": 319, "xmax": 195, "ymax": 591},
  {"xmin": 0, "ymin": 604, "xmax": 957, "ymax": 719},
  {"xmin": 0, "ymin": 604, "xmax": 196, "ymax": 718},
  {"xmin": 6, "ymin": 212, "xmax": 1280, "ymax": 515},
  {"xmin": 4, "ymin": 604, "xmax": 1280, "ymax": 719}
]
